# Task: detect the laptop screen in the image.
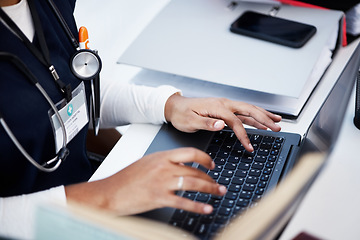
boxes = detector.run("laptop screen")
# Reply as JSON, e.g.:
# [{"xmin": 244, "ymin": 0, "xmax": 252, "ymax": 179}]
[{"xmin": 299, "ymin": 42, "xmax": 360, "ymax": 157}]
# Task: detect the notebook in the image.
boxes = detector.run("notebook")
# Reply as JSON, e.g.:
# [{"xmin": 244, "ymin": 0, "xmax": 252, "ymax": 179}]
[
  {"xmin": 118, "ymin": 0, "xmax": 344, "ymax": 119},
  {"xmin": 138, "ymin": 42, "xmax": 360, "ymax": 239}
]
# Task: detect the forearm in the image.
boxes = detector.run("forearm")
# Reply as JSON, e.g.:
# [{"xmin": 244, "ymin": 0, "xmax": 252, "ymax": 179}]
[
  {"xmin": 99, "ymin": 78, "xmax": 180, "ymax": 128},
  {"xmin": 0, "ymin": 186, "xmax": 66, "ymax": 240}
]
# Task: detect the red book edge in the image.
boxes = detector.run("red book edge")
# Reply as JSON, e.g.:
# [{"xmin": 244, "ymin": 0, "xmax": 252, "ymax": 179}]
[{"xmin": 276, "ymin": 0, "xmax": 348, "ymax": 46}]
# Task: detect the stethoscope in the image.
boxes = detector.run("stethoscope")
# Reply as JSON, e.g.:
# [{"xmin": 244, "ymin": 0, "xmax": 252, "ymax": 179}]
[{"xmin": 0, "ymin": 0, "xmax": 102, "ymax": 172}]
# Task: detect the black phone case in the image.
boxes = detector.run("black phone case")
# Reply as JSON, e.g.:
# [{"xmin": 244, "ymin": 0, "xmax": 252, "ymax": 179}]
[{"xmin": 230, "ymin": 11, "xmax": 317, "ymax": 48}]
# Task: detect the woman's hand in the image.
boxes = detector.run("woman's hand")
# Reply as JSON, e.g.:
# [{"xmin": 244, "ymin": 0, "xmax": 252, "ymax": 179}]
[
  {"xmin": 165, "ymin": 94, "xmax": 282, "ymax": 152},
  {"xmin": 65, "ymin": 148, "xmax": 227, "ymax": 216}
]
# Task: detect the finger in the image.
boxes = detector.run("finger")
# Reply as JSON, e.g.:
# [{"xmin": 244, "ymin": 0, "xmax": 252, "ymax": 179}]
[
  {"xmin": 230, "ymin": 121, "xmax": 254, "ymax": 152},
  {"xmin": 214, "ymin": 111, "xmax": 254, "ymax": 152},
  {"xmin": 178, "ymin": 176, "xmax": 227, "ymax": 195},
  {"xmin": 167, "ymin": 195, "xmax": 215, "ymax": 215},
  {"xmin": 234, "ymin": 104, "xmax": 282, "ymax": 132},
  {"xmin": 253, "ymin": 106, "xmax": 282, "ymax": 131},
  {"xmin": 165, "ymin": 148, "xmax": 215, "ymax": 170},
  {"xmin": 255, "ymin": 105, "xmax": 282, "ymax": 123},
  {"xmin": 238, "ymin": 115, "xmax": 268, "ymax": 130},
  {"xmin": 172, "ymin": 165, "xmax": 215, "ymax": 183},
  {"xmin": 185, "ymin": 114, "xmax": 226, "ymax": 132}
]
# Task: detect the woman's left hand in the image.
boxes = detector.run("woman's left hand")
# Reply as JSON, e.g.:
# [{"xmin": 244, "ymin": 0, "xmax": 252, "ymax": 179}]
[{"xmin": 164, "ymin": 94, "xmax": 282, "ymax": 152}]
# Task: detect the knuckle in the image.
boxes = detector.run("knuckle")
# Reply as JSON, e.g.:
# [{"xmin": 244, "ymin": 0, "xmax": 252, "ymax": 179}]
[
  {"xmin": 184, "ymin": 177, "xmax": 197, "ymax": 190},
  {"xmin": 175, "ymin": 196, "xmax": 188, "ymax": 210},
  {"xmin": 184, "ymin": 147, "xmax": 200, "ymax": 158},
  {"xmin": 217, "ymin": 97, "xmax": 228, "ymax": 104},
  {"xmin": 205, "ymin": 119, "xmax": 215, "ymax": 128}
]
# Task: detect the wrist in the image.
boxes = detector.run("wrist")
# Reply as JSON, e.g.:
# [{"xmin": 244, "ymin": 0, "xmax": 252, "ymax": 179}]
[
  {"xmin": 64, "ymin": 181, "xmax": 108, "ymax": 210},
  {"xmin": 164, "ymin": 92, "xmax": 182, "ymax": 123}
]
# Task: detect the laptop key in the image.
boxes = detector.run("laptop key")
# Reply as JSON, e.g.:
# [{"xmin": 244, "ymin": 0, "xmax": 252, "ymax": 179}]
[
  {"xmin": 183, "ymin": 192, "xmax": 196, "ymax": 200},
  {"xmin": 263, "ymin": 168, "xmax": 272, "ymax": 175},
  {"xmin": 252, "ymin": 194, "xmax": 262, "ymax": 202},
  {"xmin": 246, "ymin": 176, "xmax": 259, "ymax": 184},
  {"xmin": 268, "ymin": 155, "xmax": 277, "ymax": 162},
  {"xmin": 222, "ymin": 199, "xmax": 235, "ymax": 208},
  {"xmin": 214, "ymin": 158, "xmax": 226, "ymax": 165},
  {"xmin": 225, "ymin": 192, "xmax": 238, "ymax": 200},
  {"xmin": 208, "ymin": 171, "xmax": 220, "ymax": 180},
  {"xmin": 252, "ymin": 162, "xmax": 264, "ymax": 170},
  {"xmin": 239, "ymin": 191, "xmax": 253, "ymax": 199},
  {"xmin": 235, "ymin": 169, "xmax": 247, "ymax": 178},
  {"xmin": 228, "ymin": 184, "xmax": 241, "ymax": 192},
  {"xmin": 194, "ymin": 223, "xmax": 210, "ymax": 237},
  {"xmin": 255, "ymin": 188, "xmax": 265, "ymax": 195},
  {"xmin": 260, "ymin": 142, "xmax": 272, "ymax": 149},
  {"xmin": 172, "ymin": 209, "xmax": 187, "ymax": 220},
  {"xmin": 240, "ymin": 157, "xmax": 253, "ymax": 164},
  {"xmin": 258, "ymin": 181, "xmax": 268, "ymax": 188},
  {"xmin": 265, "ymin": 162, "xmax": 275, "ymax": 168},
  {"xmin": 183, "ymin": 217, "xmax": 197, "ymax": 231},
  {"xmin": 250, "ymin": 134, "xmax": 262, "ymax": 143},
  {"xmin": 207, "ymin": 145, "xmax": 220, "ymax": 152},
  {"xmin": 218, "ymin": 207, "xmax": 232, "ymax": 216},
  {"xmin": 238, "ymin": 163, "xmax": 250, "ymax": 170},
  {"xmin": 221, "ymin": 170, "xmax": 234, "ymax": 178},
  {"xmin": 200, "ymin": 215, "xmax": 215, "ymax": 224},
  {"xmin": 254, "ymin": 156, "xmax": 267, "ymax": 163},
  {"xmin": 231, "ymin": 177, "xmax": 244, "ymax": 185},
  {"xmin": 236, "ymin": 198, "xmax": 250, "ymax": 207},
  {"xmin": 215, "ymin": 215, "xmax": 229, "ymax": 224},
  {"xmin": 263, "ymin": 136, "xmax": 275, "ymax": 143},
  {"xmin": 242, "ymin": 183, "xmax": 255, "ymax": 191},
  {"xmin": 213, "ymin": 165, "xmax": 223, "ymax": 172},
  {"xmin": 218, "ymin": 177, "xmax": 231, "ymax": 185},
  {"xmin": 169, "ymin": 220, "xmax": 183, "ymax": 228},
  {"xmin": 217, "ymin": 151, "xmax": 230, "ymax": 158},
  {"xmin": 258, "ymin": 149, "xmax": 270, "ymax": 156},
  {"xmin": 249, "ymin": 169, "xmax": 261, "ymax": 177},
  {"xmin": 228, "ymin": 156, "xmax": 241, "ymax": 163},
  {"xmin": 273, "ymin": 143, "xmax": 282, "ymax": 149},
  {"xmin": 196, "ymin": 193, "xmax": 210, "ymax": 202},
  {"xmin": 260, "ymin": 175, "xmax": 270, "ymax": 182},
  {"xmin": 208, "ymin": 198, "xmax": 221, "ymax": 208},
  {"xmin": 224, "ymin": 163, "xmax": 237, "ymax": 170}
]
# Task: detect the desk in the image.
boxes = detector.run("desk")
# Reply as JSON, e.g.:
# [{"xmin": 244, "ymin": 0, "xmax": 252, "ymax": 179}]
[{"xmin": 75, "ymin": 1, "xmax": 360, "ymax": 239}]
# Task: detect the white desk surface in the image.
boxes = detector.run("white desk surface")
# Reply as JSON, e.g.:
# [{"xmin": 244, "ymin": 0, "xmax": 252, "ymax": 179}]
[{"xmin": 75, "ymin": 1, "xmax": 360, "ymax": 239}]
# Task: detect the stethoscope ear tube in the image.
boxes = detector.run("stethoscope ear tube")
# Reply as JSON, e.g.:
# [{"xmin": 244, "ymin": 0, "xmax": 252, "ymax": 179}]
[
  {"xmin": 70, "ymin": 49, "xmax": 102, "ymax": 81},
  {"xmin": 0, "ymin": 52, "xmax": 69, "ymax": 172}
]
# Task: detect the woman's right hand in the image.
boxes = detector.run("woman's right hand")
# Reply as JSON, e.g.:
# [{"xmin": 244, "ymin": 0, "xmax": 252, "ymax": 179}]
[{"xmin": 65, "ymin": 147, "xmax": 227, "ymax": 215}]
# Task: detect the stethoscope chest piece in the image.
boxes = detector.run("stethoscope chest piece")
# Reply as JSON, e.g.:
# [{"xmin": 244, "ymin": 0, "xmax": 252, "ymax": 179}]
[{"xmin": 70, "ymin": 49, "xmax": 101, "ymax": 81}]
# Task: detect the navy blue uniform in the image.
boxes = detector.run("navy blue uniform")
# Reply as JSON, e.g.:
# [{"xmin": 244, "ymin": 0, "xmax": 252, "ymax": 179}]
[{"xmin": 0, "ymin": 0, "xmax": 93, "ymax": 197}]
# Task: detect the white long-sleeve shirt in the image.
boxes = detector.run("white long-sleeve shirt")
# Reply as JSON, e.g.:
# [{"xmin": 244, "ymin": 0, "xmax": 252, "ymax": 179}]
[{"xmin": 0, "ymin": 1, "xmax": 179, "ymax": 239}]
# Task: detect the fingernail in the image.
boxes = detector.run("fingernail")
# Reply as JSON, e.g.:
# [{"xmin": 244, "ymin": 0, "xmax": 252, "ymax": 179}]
[
  {"xmin": 248, "ymin": 143, "xmax": 254, "ymax": 152},
  {"xmin": 214, "ymin": 120, "xmax": 223, "ymax": 130},
  {"xmin": 218, "ymin": 185, "xmax": 227, "ymax": 194},
  {"xmin": 203, "ymin": 205, "xmax": 213, "ymax": 214},
  {"xmin": 211, "ymin": 161, "xmax": 215, "ymax": 169}
]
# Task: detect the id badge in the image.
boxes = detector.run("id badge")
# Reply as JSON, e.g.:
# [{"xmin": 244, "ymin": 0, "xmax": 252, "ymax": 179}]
[{"xmin": 49, "ymin": 82, "xmax": 89, "ymax": 153}]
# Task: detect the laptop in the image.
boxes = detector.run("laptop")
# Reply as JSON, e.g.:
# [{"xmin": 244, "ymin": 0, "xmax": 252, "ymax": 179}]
[
  {"xmin": 118, "ymin": 0, "xmax": 344, "ymax": 119},
  {"xmin": 138, "ymin": 42, "xmax": 360, "ymax": 240}
]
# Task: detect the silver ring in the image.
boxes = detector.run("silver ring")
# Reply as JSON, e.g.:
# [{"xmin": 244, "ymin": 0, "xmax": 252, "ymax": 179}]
[{"xmin": 177, "ymin": 176, "xmax": 184, "ymax": 190}]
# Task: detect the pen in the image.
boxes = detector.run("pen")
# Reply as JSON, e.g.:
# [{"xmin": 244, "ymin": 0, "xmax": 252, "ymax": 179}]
[
  {"xmin": 79, "ymin": 26, "xmax": 89, "ymax": 49},
  {"xmin": 79, "ymin": 26, "xmax": 100, "ymax": 136}
]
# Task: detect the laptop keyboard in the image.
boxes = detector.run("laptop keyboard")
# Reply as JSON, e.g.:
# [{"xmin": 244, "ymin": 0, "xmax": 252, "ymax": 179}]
[{"xmin": 169, "ymin": 129, "xmax": 285, "ymax": 239}]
